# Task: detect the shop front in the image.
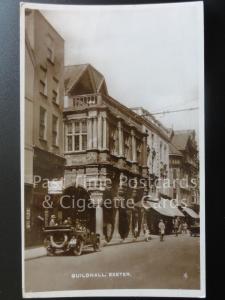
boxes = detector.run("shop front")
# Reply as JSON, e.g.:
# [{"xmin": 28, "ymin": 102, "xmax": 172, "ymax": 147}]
[{"xmin": 142, "ymin": 198, "xmax": 184, "ymax": 234}]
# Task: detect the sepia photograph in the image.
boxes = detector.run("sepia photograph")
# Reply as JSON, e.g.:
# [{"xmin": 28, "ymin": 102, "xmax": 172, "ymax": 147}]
[{"xmin": 21, "ymin": 2, "xmax": 205, "ymax": 297}]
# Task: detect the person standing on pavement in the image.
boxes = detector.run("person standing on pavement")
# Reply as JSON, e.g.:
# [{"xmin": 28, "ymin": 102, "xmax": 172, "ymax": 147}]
[
  {"xmin": 182, "ymin": 221, "xmax": 188, "ymax": 234},
  {"xmin": 174, "ymin": 217, "xmax": 179, "ymax": 236},
  {"xmin": 158, "ymin": 219, "xmax": 165, "ymax": 241}
]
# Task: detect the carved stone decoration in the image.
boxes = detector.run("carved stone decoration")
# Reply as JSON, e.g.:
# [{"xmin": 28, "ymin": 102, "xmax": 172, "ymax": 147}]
[
  {"xmin": 86, "ymin": 151, "xmax": 98, "ymax": 163},
  {"xmin": 98, "ymin": 152, "xmax": 109, "ymax": 163}
]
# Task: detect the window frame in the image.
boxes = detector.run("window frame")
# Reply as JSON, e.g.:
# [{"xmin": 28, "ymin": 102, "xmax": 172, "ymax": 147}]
[
  {"xmin": 39, "ymin": 106, "xmax": 47, "ymax": 141},
  {"xmin": 52, "ymin": 114, "xmax": 58, "ymax": 146},
  {"xmin": 39, "ymin": 65, "xmax": 48, "ymax": 97},
  {"xmin": 65, "ymin": 119, "xmax": 87, "ymax": 153}
]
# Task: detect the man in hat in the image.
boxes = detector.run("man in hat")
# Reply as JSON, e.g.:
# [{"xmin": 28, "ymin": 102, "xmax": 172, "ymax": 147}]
[
  {"xmin": 49, "ymin": 214, "xmax": 58, "ymax": 227},
  {"xmin": 158, "ymin": 219, "xmax": 165, "ymax": 241}
]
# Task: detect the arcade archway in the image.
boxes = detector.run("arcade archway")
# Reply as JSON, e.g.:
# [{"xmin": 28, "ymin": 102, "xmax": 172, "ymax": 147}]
[{"xmin": 60, "ymin": 185, "xmax": 95, "ymax": 232}]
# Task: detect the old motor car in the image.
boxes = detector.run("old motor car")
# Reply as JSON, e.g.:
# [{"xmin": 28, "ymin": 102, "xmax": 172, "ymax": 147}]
[
  {"xmin": 189, "ymin": 222, "xmax": 200, "ymax": 237},
  {"xmin": 43, "ymin": 225, "xmax": 101, "ymax": 256}
]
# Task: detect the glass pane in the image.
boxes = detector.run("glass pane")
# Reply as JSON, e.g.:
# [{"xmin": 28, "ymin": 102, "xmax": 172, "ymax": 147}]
[
  {"xmin": 82, "ymin": 134, "xmax": 87, "ymax": 150},
  {"xmin": 67, "ymin": 136, "xmax": 72, "ymax": 151},
  {"xmin": 52, "ymin": 90, "xmax": 58, "ymax": 102},
  {"xmin": 81, "ymin": 120, "xmax": 87, "ymax": 133},
  {"xmin": 74, "ymin": 135, "xmax": 80, "ymax": 151},
  {"xmin": 40, "ymin": 107, "xmax": 46, "ymax": 125},
  {"xmin": 52, "ymin": 132, "xmax": 57, "ymax": 145},
  {"xmin": 52, "ymin": 116, "xmax": 57, "ymax": 131},
  {"xmin": 39, "ymin": 126, "xmax": 44, "ymax": 139},
  {"xmin": 75, "ymin": 121, "xmax": 80, "ymax": 133},
  {"xmin": 67, "ymin": 123, "xmax": 72, "ymax": 134}
]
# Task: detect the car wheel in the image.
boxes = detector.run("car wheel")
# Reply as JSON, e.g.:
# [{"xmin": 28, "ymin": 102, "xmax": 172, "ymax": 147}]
[{"xmin": 73, "ymin": 239, "xmax": 84, "ymax": 256}]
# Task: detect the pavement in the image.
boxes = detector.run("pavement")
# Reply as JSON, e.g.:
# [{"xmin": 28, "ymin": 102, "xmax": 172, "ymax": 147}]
[
  {"xmin": 24, "ymin": 234, "xmax": 200, "ymax": 292},
  {"xmin": 24, "ymin": 234, "xmax": 149, "ymax": 260}
]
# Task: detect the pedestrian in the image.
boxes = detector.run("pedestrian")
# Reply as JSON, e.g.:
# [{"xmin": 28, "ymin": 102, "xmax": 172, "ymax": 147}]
[
  {"xmin": 174, "ymin": 217, "xmax": 179, "ymax": 236},
  {"xmin": 182, "ymin": 221, "xmax": 188, "ymax": 234},
  {"xmin": 144, "ymin": 228, "xmax": 151, "ymax": 241},
  {"xmin": 49, "ymin": 215, "xmax": 58, "ymax": 227},
  {"xmin": 158, "ymin": 219, "xmax": 165, "ymax": 241}
]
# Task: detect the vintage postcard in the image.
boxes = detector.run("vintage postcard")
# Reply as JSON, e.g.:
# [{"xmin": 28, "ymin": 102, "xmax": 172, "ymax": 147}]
[{"xmin": 21, "ymin": 2, "xmax": 205, "ymax": 298}]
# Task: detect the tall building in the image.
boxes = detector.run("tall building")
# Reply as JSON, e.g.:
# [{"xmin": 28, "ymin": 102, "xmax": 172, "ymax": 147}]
[
  {"xmin": 62, "ymin": 64, "xmax": 149, "ymax": 242},
  {"xmin": 24, "ymin": 10, "xmax": 65, "ymax": 247},
  {"xmin": 169, "ymin": 130, "xmax": 199, "ymax": 210},
  {"xmin": 131, "ymin": 107, "xmax": 171, "ymax": 199},
  {"xmin": 131, "ymin": 107, "xmax": 179, "ymax": 234}
]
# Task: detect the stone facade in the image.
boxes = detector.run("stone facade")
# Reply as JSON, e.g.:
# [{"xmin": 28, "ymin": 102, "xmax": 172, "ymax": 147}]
[
  {"xmin": 24, "ymin": 11, "xmax": 199, "ymax": 247},
  {"xmin": 131, "ymin": 107, "xmax": 171, "ymax": 200},
  {"xmin": 169, "ymin": 130, "xmax": 199, "ymax": 209},
  {"xmin": 24, "ymin": 10, "xmax": 65, "ymax": 247},
  {"xmin": 62, "ymin": 64, "xmax": 149, "ymax": 242}
]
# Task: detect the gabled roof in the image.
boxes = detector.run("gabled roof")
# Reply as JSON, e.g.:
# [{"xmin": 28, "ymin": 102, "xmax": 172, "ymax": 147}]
[
  {"xmin": 172, "ymin": 130, "xmax": 195, "ymax": 151},
  {"xmin": 64, "ymin": 64, "xmax": 108, "ymax": 95},
  {"xmin": 169, "ymin": 143, "xmax": 183, "ymax": 157}
]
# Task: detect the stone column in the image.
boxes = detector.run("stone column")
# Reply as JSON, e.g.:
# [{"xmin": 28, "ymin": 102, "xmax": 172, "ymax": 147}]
[
  {"xmin": 87, "ymin": 118, "xmax": 93, "ymax": 149},
  {"xmin": 142, "ymin": 133, "xmax": 148, "ymax": 166},
  {"xmin": 103, "ymin": 117, "xmax": 107, "ymax": 149},
  {"xmin": 97, "ymin": 94, "xmax": 102, "ymax": 105},
  {"xmin": 128, "ymin": 210, "xmax": 133, "ymax": 237},
  {"xmin": 96, "ymin": 205, "xmax": 104, "ymax": 237},
  {"xmin": 131, "ymin": 129, "xmax": 137, "ymax": 162},
  {"xmin": 93, "ymin": 117, "xmax": 98, "ymax": 149},
  {"xmin": 142, "ymin": 132, "xmax": 149, "ymax": 178},
  {"xmin": 90, "ymin": 191, "xmax": 104, "ymax": 238},
  {"xmin": 118, "ymin": 120, "xmax": 124, "ymax": 157},
  {"xmin": 97, "ymin": 115, "xmax": 102, "ymax": 149},
  {"xmin": 113, "ymin": 209, "xmax": 120, "ymax": 238}
]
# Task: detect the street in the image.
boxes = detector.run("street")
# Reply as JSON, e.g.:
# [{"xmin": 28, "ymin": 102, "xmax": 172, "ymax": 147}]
[{"xmin": 25, "ymin": 234, "xmax": 200, "ymax": 292}]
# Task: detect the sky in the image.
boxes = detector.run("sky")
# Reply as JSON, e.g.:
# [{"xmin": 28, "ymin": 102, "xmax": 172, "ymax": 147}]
[{"xmin": 41, "ymin": 2, "xmax": 204, "ymax": 134}]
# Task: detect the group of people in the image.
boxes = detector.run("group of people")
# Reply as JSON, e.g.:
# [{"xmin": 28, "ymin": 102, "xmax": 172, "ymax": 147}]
[
  {"xmin": 49, "ymin": 215, "xmax": 83, "ymax": 231},
  {"xmin": 49, "ymin": 215, "xmax": 188, "ymax": 242},
  {"xmin": 158, "ymin": 217, "xmax": 188, "ymax": 241}
]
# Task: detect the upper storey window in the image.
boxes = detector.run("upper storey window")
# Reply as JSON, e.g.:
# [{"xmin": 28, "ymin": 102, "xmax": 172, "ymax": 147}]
[
  {"xmin": 52, "ymin": 115, "xmax": 58, "ymax": 146},
  {"xmin": 39, "ymin": 106, "xmax": 47, "ymax": 140},
  {"xmin": 65, "ymin": 120, "xmax": 87, "ymax": 152},
  {"xmin": 39, "ymin": 65, "xmax": 47, "ymax": 97},
  {"xmin": 52, "ymin": 77, "xmax": 59, "ymax": 104},
  {"xmin": 109, "ymin": 127, "xmax": 118, "ymax": 156},
  {"xmin": 46, "ymin": 34, "xmax": 54, "ymax": 64}
]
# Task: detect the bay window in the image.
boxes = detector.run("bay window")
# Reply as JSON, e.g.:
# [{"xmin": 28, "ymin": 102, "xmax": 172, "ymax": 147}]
[{"xmin": 66, "ymin": 120, "xmax": 87, "ymax": 152}]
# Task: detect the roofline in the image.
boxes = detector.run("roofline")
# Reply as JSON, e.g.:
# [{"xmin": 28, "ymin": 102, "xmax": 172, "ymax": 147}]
[
  {"xmin": 25, "ymin": 32, "xmax": 36, "ymax": 66},
  {"xmin": 131, "ymin": 107, "xmax": 171, "ymax": 142},
  {"xmin": 35, "ymin": 10, "xmax": 65, "ymax": 42}
]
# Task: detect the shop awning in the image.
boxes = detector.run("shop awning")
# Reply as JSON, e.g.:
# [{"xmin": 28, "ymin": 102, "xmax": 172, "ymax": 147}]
[
  {"xmin": 136, "ymin": 198, "xmax": 184, "ymax": 217},
  {"xmin": 150, "ymin": 198, "xmax": 184, "ymax": 217},
  {"xmin": 182, "ymin": 207, "xmax": 199, "ymax": 219}
]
